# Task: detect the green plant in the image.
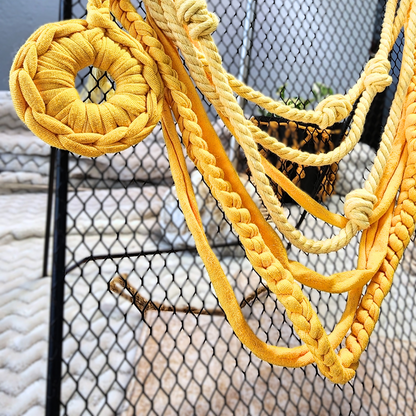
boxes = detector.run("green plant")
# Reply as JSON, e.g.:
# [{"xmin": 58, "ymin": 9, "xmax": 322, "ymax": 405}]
[
  {"xmin": 276, "ymin": 84, "xmax": 311, "ymax": 110},
  {"xmin": 260, "ymin": 82, "xmax": 333, "ymax": 115}
]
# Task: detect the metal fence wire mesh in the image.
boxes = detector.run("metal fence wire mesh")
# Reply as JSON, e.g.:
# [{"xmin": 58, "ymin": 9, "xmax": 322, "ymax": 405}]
[{"xmin": 52, "ymin": 0, "xmax": 416, "ymax": 415}]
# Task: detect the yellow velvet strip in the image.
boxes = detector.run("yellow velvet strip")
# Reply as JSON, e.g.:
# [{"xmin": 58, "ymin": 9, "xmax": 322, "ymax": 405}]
[{"xmin": 261, "ymin": 155, "xmax": 348, "ymax": 229}]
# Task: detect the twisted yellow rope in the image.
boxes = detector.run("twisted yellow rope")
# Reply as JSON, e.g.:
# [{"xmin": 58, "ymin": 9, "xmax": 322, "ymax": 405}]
[{"xmin": 8, "ymin": 0, "xmax": 416, "ymax": 383}]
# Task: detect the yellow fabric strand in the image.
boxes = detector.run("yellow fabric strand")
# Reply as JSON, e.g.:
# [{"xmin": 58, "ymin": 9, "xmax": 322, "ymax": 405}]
[{"xmin": 153, "ymin": 19, "xmax": 404, "ymax": 382}]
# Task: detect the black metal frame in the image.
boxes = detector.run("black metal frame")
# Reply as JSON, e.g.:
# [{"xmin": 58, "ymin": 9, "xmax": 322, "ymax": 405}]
[
  {"xmin": 45, "ymin": 2, "xmax": 72, "ymax": 414},
  {"xmin": 46, "ymin": 149, "xmax": 69, "ymax": 416},
  {"xmin": 43, "ymin": 147, "xmax": 56, "ymax": 277}
]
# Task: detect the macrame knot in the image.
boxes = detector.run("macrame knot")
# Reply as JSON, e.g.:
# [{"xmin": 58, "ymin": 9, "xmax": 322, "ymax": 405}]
[
  {"xmin": 363, "ymin": 57, "xmax": 392, "ymax": 93},
  {"xmin": 176, "ymin": 0, "xmax": 219, "ymax": 40},
  {"xmin": 315, "ymin": 94, "xmax": 353, "ymax": 129},
  {"xmin": 344, "ymin": 189, "xmax": 377, "ymax": 230},
  {"xmin": 86, "ymin": 0, "xmax": 113, "ymax": 30}
]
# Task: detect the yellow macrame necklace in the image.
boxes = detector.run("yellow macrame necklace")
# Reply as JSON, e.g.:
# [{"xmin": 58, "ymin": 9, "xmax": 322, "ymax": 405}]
[{"xmin": 9, "ymin": 0, "xmax": 416, "ymax": 383}]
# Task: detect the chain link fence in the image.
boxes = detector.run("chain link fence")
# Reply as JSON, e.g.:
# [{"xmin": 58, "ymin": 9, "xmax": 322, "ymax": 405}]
[
  {"xmin": 49, "ymin": 0, "xmax": 416, "ymax": 414},
  {"xmin": 0, "ymin": 91, "xmax": 53, "ymax": 193}
]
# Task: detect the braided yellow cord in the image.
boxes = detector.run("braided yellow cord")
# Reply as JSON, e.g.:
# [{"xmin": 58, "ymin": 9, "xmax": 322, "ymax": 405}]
[
  {"xmin": 8, "ymin": 0, "xmax": 416, "ymax": 384},
  {"xmin": 76, "ymin": 1, "xmax": 364, "ymax": 377},
  {"xmin": 109, "ymin": 5, "xmax": 348, "ymax": 365}
]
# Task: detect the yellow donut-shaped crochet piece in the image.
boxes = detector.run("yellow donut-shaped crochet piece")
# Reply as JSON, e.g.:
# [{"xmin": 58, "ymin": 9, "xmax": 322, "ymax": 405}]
[{"xmin": 9, "ymin": 19, "xmax": 164, "ymax": 157}]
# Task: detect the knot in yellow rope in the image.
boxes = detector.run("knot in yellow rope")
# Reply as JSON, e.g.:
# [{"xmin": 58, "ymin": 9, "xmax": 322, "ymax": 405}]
[
  {"xmin": 344, "ymin": 189, "xmax": 377, "ymax": 230},
  {"xmin": 315, "ymin": 94, "xmax": 353, "ymax": 129},
  {"xmin": 175, "ymin": 0, "xmax": 219, "ymax": 40},
  {"xmin": 86, "ymin": 0, "xmax": 113, "ymax": 30},
  {"xmin": 363, "ymin": 56, "xmax": 392, "ymax": 93}
]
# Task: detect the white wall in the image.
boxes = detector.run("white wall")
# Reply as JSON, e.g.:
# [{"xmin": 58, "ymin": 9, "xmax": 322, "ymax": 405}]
[{"xmin": 0, "ymin": 0, "xmax": 59, "ymax": 90}]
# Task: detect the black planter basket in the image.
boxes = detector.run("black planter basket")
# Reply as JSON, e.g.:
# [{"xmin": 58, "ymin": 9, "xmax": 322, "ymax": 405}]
[{"xmin": 250, "ymin": 116, "xmax": 347, "ymax": 204}]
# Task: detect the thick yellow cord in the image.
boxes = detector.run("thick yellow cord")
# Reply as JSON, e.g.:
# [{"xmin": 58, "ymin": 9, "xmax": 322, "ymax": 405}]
[{"xmin": 9, "ymin": 0, "xmax": 416, "ymax": 383}]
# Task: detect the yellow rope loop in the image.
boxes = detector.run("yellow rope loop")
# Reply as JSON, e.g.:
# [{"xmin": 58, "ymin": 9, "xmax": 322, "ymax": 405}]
[
  {"xmin": 175, "ymin": 0, "xmax": 219, "ymax": 40},
  {"xmin": 363, "ymin": 56, "xmax": 392, "ymax": 94},
  {"xmin": 9, "ymin": 10, "xmax": 164, "ymax": 157},
  {"xmin": 314, "ymin": 94, "xmax": 353, "ymax": 129},
  {"xmin": 344, "ymin": 189, "xmax": 377, "ymax": 231}
]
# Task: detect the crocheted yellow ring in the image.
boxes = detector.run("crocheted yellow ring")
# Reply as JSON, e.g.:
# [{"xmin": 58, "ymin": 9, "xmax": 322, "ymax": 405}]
[{"xmin": 9, "ymin": 12, "xmax": 164, "ymax": 157}]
